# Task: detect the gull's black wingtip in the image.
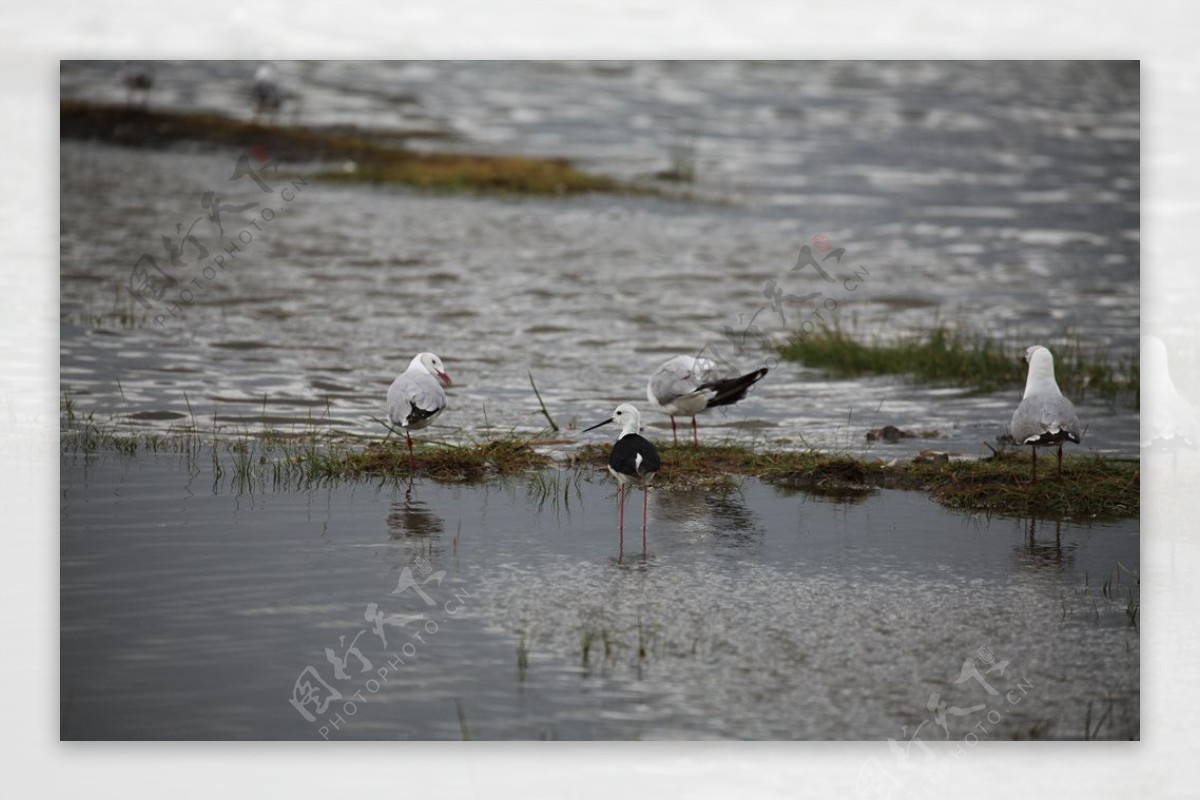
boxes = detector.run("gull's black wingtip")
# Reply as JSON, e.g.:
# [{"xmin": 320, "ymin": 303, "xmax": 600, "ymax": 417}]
[{"xmin": 704, "ymin": 366, "xmax": 770, "ymax": 409}]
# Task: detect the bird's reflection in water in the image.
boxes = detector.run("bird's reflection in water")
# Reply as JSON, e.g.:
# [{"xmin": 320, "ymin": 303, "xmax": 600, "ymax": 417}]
[
  {"xmin": 1014, "ymin": 516, "xmax": 1076, "ymax": 569},
  {"xmin": 653, "ymin": 487, "xmax": 765, "ymax": 552},
  {"xmin": 387, "ymin": 485, "xmax": 445, "ymax": 540}
]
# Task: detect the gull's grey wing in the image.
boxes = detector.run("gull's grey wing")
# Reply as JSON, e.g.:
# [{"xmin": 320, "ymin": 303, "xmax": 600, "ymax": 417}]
[
  {"xmin": 648, "ymin": 356, "xmax": 705, "ymax": 406},
  {"xmin": 388, "ymin": 372, "xmax": 446, "ymax": 428},
  {"xmin": 1011, "ymin": 392, "xmax": 1082, "ymax": 445}
]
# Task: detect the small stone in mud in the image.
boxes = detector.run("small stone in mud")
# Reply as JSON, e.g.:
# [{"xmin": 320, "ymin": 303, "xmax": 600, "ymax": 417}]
[
  {"xmin": 866, "ymin": 425, "xmax": 940, "ymax": 442},
  {"xmin": 913, "ymin": 450, "xmax": 951, "ymax": 464},
  {"xmin": 866, "ymin": 425, "xmax": 909, "ymax": 442}
]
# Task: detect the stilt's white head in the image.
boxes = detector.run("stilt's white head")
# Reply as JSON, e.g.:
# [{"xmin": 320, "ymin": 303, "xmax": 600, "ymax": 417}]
[
  {"xmin": 611, "ymin": 403, "xmax": 642, "ymax": 437},
  {"xmin": 583, "ymin": 402, "xmax": 643, "ymax": 438},
  {"xmin": 410, "ymin": 352, "xmax": 452, "ymax": 386}
]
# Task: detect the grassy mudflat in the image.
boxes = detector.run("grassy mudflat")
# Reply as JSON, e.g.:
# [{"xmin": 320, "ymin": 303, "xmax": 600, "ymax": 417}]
[
  {"xmin": 61, "ymin": 100, "xmax": 645, "ymax": 196},
  {"xmin": 62, "ymin": 392, "xmax": 1138, "ymax": 521},
  {"xmin": 779, "ymin": 325, "xmax": 1140, "ymax": 406},
  {"xmin": 575, "ymin": 442, "xmax": 1138, "ymax": 521}
]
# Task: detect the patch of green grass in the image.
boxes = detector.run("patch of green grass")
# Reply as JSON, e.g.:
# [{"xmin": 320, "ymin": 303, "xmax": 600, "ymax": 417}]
[
  {"xmin": 61, "ymin": 394, "xmax": 555, "ymax": 486},
  {"xmin": 328, "ymin": 436, "xmax": 554, "ymax": 482},
  {"xmin": 914, "ymin": 453, "xmax": 1139, "ymax": 521},
  {"xmin": 318, "ymin": 152, "xmax": 629, "ymax": 196},
  {"xmin": 61, "ymin": 99, "xmax": 656, "ymax": 198},
  {"xmin": 575, "ymin": 440, "xmax": 1138, "ymax": 520},
  {"xmin": 778, "ymin": 325, "xmax": 1139, "ymax": 406}
]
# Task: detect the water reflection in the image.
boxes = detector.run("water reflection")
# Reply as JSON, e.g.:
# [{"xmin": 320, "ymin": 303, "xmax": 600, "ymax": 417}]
[
  {"xmin": 1013, "ymin": 516, "xmax": 1075, "ymax": 570},
  {"xmin": 62, "ymin": 454, "xmax": 1140, "ymax": 740},
  {"xmin": 653, "ymin": 486, "xmax": 765, "ymax": 553},
  {"xmin": 386, "ymin": 485, "xmax": 444, "ymax": 539}
]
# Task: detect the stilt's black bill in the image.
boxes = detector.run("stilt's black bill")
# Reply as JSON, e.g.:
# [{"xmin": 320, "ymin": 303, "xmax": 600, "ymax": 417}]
[{"xmin": 583, "ymin": 418, "xmax": 613, "ymax": 432}]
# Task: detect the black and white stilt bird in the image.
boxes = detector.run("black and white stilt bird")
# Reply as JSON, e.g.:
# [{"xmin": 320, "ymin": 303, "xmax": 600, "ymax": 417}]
[
  {"xmin": 584, "ymin": 403, "xmax": 661, "ymax": 557},
  {"xmin": 387, "ymin": 352, "xmax": 452, "ymax": 471},
  {"xmin": 646, "ymin": 355, "xmax": 768, "ymax": 446},
  {"xmin": 1009, "ymin": 345, "xmax": 1082, "ymax": 482}
]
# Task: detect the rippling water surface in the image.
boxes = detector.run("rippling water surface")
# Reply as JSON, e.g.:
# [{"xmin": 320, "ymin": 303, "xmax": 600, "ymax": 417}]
[
  {"xmin": 59, "ymin": 61, "xmax": 1139, "ymax": 456},
  {"xmin": 61, "ymin": 452, "xmax": 1139, "ymax": 740}
]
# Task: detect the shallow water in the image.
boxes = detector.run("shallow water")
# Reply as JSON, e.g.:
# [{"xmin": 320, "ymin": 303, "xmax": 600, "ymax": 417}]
[
  {"xmin": 58, "ymin": 61, "xmax": 1139, "ymax": 458},
  {"xmin": 61, "ymin": 451, "xmax": 1139, "ymax": 740}
]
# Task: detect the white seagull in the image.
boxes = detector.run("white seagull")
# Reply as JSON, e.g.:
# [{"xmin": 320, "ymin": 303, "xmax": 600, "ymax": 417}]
[
  {"xmin": 387, "ymin": 352, "xmax": 452, "ymax": 470},
  {"xmin": 1141, "ymin": 334, "xmax": 1199, "ymax": 453},
  {"xmin": 646, "ymin": 355, "xmax": 769, "ymax": 446},
  {"xmin": 251, "ymin": 64, "xmax": 283, "ymax": 120},
  {"xmin": 584, "ymin": 403, "xmax": 661, "ymax": 558},
  {"xmin": 1009, "ymin": 345, "xmax": 1082, "ymax": 482}
]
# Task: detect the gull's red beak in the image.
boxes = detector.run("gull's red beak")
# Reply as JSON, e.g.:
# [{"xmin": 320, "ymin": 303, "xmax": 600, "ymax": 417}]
[{"xmin": 438, "ymin": 371, "xmax": 452, "ymax": 386}]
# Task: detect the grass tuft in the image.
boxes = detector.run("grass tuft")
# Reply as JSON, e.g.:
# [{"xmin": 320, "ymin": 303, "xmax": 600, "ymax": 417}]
[{"xmin": 779, "ymin": 325, "xmax": 1139, "ymax": 406}]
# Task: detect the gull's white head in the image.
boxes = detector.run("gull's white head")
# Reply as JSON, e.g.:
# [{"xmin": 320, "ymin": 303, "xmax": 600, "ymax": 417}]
[
  {"xmin": 411, "ymin": 352, "xmax": 452, "ymax": 386},
  {"xmin": 1021, "ymin": 345, "xmax": 1059, "ymax": 396}
]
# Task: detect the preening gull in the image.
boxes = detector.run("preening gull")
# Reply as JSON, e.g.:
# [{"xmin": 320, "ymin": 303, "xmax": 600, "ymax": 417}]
[
  {"xmin": 387, "ymin": 352, "xmax": 452, "ymax": 469},
  {"xmin": 646, "ymin": 355, "xmax": 768, "ymax": 446},
  {"xmin": 584, "ymin": 403, "xmax": 661, "ymax": 559},
  {"xmin": 1009, "ymin": 345, "xmax": 1082, "ymax": 482}
]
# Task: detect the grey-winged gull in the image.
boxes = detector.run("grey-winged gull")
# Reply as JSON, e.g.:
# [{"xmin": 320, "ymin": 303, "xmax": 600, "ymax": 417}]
[
  {"xmin": 387, "ymin": 352, "xmax": 452, "ymax": 469},
  {"xmin": 1009, "ymin": 345, "xmax": 1082, "ymax": 481},
  {"xmin": 584, "ymin": 403, "xmax": 660, "ymax": 558},
  {"xmin": 646, "ymin": 355, "xmax": 768, "ymax": 446}
]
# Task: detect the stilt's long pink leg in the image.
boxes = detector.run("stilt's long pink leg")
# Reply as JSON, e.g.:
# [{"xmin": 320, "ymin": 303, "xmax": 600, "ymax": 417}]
[
  {"xmin": 618, "ymin": 483, "xmax": 625, "ymax": 560},
  {"xmin": 642, "ymin": 486, "xmax": 649, "ymax": 556}
]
